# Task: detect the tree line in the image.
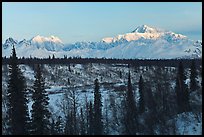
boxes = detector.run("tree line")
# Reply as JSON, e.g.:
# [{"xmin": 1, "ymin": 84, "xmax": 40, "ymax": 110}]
[{"xmin": 2, "ymin": 55, "xmax": 202, "ymax": 68}]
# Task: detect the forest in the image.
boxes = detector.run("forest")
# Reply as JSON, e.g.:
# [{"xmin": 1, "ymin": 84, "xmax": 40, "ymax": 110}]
[{"xmin": 2, "ymin": 46, "xmax": 202, "ymax": 135}]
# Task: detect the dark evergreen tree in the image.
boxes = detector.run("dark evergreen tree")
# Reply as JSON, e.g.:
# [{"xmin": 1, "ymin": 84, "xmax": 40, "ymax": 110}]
[
  {"xmin": 72, "ymin": 91, "xmax": 78, "ymax": 135},
  {"xmin": 88, "ymin": 101, "xmax": 94, "ymax": 135},
  {"xmin": 175, "ymin": 62, "xmax": 190, "ymax": 113},
  {"xmin": 68, "ymin": 78, "xmax": 70, "ymax": 85},
  {"xmin": 128, "ymin": 64, "xmax": 130, "ymax": 68},
  {"xmin": 124, "ymin": 71, "xmax": 138, "ymax": 135},
  {"xmin": 119, "ymin": 70, "xmax": 122, "ymax": 79},
  {"xmin": 103, "ymin": 97, "xmax": 109, "ymax": 134},
  {"xmin": 52, "ymin": 54, "xmax": 55, "ymax": 59},
  {"xmin": 145, "ymin": 87, "xmax": 157, "ymax": 135},
  {"xmin": 31, "ymin": 64, "xmax": 51, "ymax": 135},
  {"xmin": 93, "ymin": 79, "xmax": 103, "ymax": 135},
  {"xmin": 2, "ymin": 87, "xmax": 9, "ymax": 135},
  {"xmin": 7, "ymin": 46, "xmax": 30, "ymax": 135},
  {"xmin": 190, "ymin": 60, "xmax": 199, "ymax": 91},
  {"xmin": 84, "ymin": 95, "xmax": 89, "ymax": 134},
  {"xmin": 138, "ymin": 75, "xmax": 145, "ymax": 113},
  {"xmin": 109, "ymin": 94, "xmax": 119, "ymax": 130},
  {"xmin": 68, "ymin": 111, "xmax": 75, "ymax": 135},
  {"xmin": 65, "ymin": 111, "xmax": 74, "ymax": 135},
  {"xmin": 64, "ymin": 115, "xmax": 71, "ymax": 135},
  {"xmin": 68, "ymin": 64, "xmax": 71, "ymax": 72},
  {"xmin": 153, "ymin": 67, "xmax": 172, "ymax": 134},
  {"xmin": 80, "ymin": 108, "xmax": 86, "ymax": 135},
  {"xmin": 175, "ymin": 76, "xmax": 183, "ymax": 113}
]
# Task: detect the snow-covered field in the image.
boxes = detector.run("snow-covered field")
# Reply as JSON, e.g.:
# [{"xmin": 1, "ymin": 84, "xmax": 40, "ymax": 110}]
[
  {"xmin": 2, "ymin": 63, "xmax": 202, "ymax": 135},
  {"xmin": 174, "ymin": 112, "xmax": 202, "ymax": 135}
]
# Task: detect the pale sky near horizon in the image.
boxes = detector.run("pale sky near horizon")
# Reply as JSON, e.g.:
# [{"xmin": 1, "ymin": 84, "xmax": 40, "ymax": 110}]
[{"xmin": 2, "ymin": 2, "xmax": 202, "ymax": 44}]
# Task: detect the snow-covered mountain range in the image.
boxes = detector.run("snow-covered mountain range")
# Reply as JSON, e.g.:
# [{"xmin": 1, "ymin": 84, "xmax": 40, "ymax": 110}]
[{"xmin": 2, "ymin": 25, "xmax": 202, "ymax": 59}]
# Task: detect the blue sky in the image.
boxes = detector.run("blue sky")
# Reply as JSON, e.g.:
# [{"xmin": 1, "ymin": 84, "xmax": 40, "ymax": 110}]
[{"xmin": 2, "ymin": 2, "xmax": 202, "ymax": 44}]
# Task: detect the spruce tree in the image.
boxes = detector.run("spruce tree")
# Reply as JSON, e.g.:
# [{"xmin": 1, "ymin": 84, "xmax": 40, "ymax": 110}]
[
  {"xmin": 93, "ymin": 79, "xmax": 103, "ymax": 135},
  {"xmin": 52, "ymin": 54, "xmax": 55, "ymax": 59},
  {"xmin": 88, "ymin": 101, "xmax": 94, "ymax": 135},
  {"xmin": 119, "ymin": 70, "xmax": 122, "ymax": 79},
  {"xmin": 31, "ymin": 64, "xmax": 51, "ymax": 135},
  {"xmin": 175, "ymin": 62, "xmax": 190, "ymax": 113},
  {"xmin": 124, "ymin": 71, "xmax": 138, "ymax": 135},
  {"xmin": 68, "ymin": 78, "xmax": 70, "ymax": 85},
  {"xmin": 7, "ymin": 46, "xmax": 30, "ymax": 135},
  {"xmin": 190, "ymin": 60, "xmax": 199, "ymax": 91},
  {"xmin": 64, "ymin": 111, "xmax": 74, "ymax": 135},
  {"xmin": 145, "ymin": 86, "xmax": 157, "ymax": 135},
  {"xmin": 80, "ymin": 108, "xmax": 86, "ymax": 135},
  {"xmin": 138, "ymin": 75, "xmax": 145, "ymax": 113},
  {"xmin": 68, "ymin": 64, "xmax": 71, "ymax": 72}
]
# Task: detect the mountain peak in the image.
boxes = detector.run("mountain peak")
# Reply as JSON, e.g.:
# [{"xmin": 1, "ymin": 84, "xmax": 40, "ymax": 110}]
[
  {"xmin": 132, "ymin": 24, "xmax": 163, "ymax": 33},
  {"xmin": 102, "ymin": 25, "xmax": 166, "ymax": 43},
  {"xmin": 3, "ymin": 37, "xmax": 18, "ymax": 49},
  {"xmin": 5, "ymin": 37, "xmax": 18, "ymax": 44},
  {"xmin": 31, "ymin": 35, "xmax": 63, "ymax": 44}
]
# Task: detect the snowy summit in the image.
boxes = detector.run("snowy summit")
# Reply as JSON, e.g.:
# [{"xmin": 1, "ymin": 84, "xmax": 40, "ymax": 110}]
[
  {"xmin": 2, "ymin": 25, "xmax": 202, "ymax": 59},
  {"xmin": 102, "ymin": 24, "xmax": 186, "ymax": 43},
  {"xmin": 132, "ymin": 24, "xmax": 164, "ymax": 33},
  {"xmin": 31, "ymin": 35, "xmax": 63, "ymax": 44}
]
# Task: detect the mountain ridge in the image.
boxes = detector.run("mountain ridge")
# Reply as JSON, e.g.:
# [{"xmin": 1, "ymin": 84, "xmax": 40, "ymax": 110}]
[{"xmin": 2, "ymin": 25, "xmax": 202, "ymax": 59}]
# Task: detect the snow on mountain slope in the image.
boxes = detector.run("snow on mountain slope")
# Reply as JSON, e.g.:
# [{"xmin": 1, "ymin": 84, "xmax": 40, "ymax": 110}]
[
  {"xmin": 31, "ymin": 35, "xmax": 64, "ymax": 51},
  {"xmin": 32, "ymin": 35, "xmax": 62, "ymax": 43},
  {"xmin": 2, "ymin": 25, "xmax": 202, "ymax": 59},
  {"xmin": 103, "ymin": 38, "xmax": 202, "ymax": 59},
  {"xmin": 62, "ymin": 41, "xmax": 115, "ymax": 51},
  {"xmin": 102, "ymin": 25, "xmax": 187, "ymax": 43}
]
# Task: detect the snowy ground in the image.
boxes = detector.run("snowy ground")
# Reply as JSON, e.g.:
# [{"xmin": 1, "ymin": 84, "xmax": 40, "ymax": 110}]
[
  {"xmin": 2, "ymin": 63, "xmax": 202, "ymax": 135},
  {"xmin": 172, "ymin": 112, "xmax": 202, "ymax": 135}
]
